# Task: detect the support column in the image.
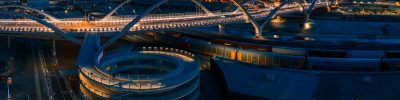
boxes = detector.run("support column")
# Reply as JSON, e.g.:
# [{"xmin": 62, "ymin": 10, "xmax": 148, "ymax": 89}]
[
  {"xmin": 52, "ymin": 40, "xmax": 56, "ymax": 56},
  {"xmin": 52, "ymin": 40, "xmax": 58, "ymax": 66},
  {"xmin": 218, "ymin": 24, "xmax": 225, "ymax": 34},
  {"xmin": 306, "ymin": 0, "xmax": 318, "ymax": 21},
  {"xmin": 326, "ymin": 0, "xmax": 331, "ymax": 12},
  {"xmin": 7, "ymin": 36, "xmax": 10, "ymax": 49},
  {"xmin": 255, "ymin": 28, "xmax": 263, "ymax": 39},
  {"xmin": 230, "ymin": 0, "xmax": 263, "ymax": 39}
]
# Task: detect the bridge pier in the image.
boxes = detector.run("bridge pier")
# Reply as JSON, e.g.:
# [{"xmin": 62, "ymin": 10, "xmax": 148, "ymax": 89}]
[
  {"xmin": 305, "ymin": 0, "xmax": 318, "ymax": 22},
  {"xmin": 305, "ymin": 14, "xmax": 310, "ymax": 22},
  {"xmin": 326, "ymin": 0, "xmax": 332, "ymax": 12},
  {"xmin": 218, "ymin": 24, "xmax": 226, "ymax": 34},
  {"xmin": 7, "ymin": 36, "xmax": 10, "ymax": 49},
  {"xmin": 52, "ymin": 40, "xmax": 58, "ymax": 66},
  {"xmin": 326, "ymin": 6, "xmax": 331, "ymax": 12},
  {"xmin": 255, "ymin": 29, "xmax": 264, "ymax": 39}
]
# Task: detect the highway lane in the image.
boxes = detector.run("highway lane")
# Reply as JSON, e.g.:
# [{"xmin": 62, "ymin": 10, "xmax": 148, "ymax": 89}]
[
  {"xmin": 35, "ymin": 39, "xmax": 78, "ymax": 100},
  {"xmin": 0, "ymin": 39, "xmax": 79, "ymax": 100},
  {"xmin": 0, "ymin": 38, "xmax": 46, "ymax": 100},
  {"xmin": 123, "ymin": 33, "xmax": 162, "ymax": 48},
  {"xmin": 30, "ymin": 39, "xmax": 44, "ymax": 100}
]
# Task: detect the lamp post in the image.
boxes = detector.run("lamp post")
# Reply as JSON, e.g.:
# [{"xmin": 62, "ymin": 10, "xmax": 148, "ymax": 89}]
[{"xmin": 7, "ymin": 77, "xmax": 12, "ymax": 100}]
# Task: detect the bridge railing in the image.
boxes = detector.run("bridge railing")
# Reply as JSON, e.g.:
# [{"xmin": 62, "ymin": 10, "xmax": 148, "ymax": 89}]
[
  {"xmin": 80, "ymin": 67, "xmax": 120, "ymax": 86},
  {"xmin": 85, "ymin": 46, "xmax": 198, "ymax": 92},
  {"xmin": 0, "ymin": 3, "xmax": 320, "ymax": 33},
  {"xmin": 80, "ymin": 76, "xmax": 113, "ymax": 98},
  {"xmin": 139, "ymin": 47, "xmax": 196, "ymax": 59}
]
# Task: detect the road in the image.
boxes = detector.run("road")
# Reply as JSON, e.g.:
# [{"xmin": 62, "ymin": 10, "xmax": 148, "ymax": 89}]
[
  {"xmin": 0, "ymin": 38, "xmax": 44, "ymax": 100},
  {"xmin": 124, "ymin": 33, "xmax": 160, "ymax": 47},
  {"xmin": 34, "ymin": 39, "xmax": 78, "ymax": 100},
  {"xmin": 176, "ymin": 29, "xmax": 400, "ymax": 50},
  {"xmin": 0, "ymin": 38, "xmax": 78, "ymax": 100}
]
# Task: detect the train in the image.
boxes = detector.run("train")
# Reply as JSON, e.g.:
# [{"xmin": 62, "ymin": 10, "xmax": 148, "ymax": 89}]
[{"xmin": 152, "ymin": 31, "xmax": 400, "ymax": 72}]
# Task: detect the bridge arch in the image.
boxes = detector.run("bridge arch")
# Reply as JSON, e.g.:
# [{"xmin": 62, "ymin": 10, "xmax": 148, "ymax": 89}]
[
  {"xmin": 0, "ymin": 5, "xmax": 59, "ymax": 21},
  {"xmin": 0, "ymin": 11, "xmax": 81, "ymax": 44},
  {"xmin": 102, "ymin": 0, "xmax": 170, "ymax": 48},
  {"xmin": 230, "ymin": 0, "xmax": 263, "ymax": 37},
  {"xmin": 288, "ymin": 1, "xmax": 308, "ymax": 19},
  {"xmin": 260, "ymin": 0, "xmax": 317, "ymax": 30},
  {"xmin": 232, "ymin": 0, "xmax": 318, "ymax": 38},
  {"xmin": 101, "ymin": 0, "xmax": 214, "ymax": 49},
  {"xmin": 101, "ymin": 0, "xmax": 214, "ymax": 21}
]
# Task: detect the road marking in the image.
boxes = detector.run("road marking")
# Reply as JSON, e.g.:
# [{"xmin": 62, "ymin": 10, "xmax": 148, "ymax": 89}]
[{"xmin": 31, "ymin": 39, "xmax": 43, "ymax": 100}]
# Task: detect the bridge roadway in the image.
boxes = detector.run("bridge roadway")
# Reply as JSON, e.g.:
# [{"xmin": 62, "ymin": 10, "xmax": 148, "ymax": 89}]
[
  {"xmin": 0, "ymin": 3, "xmax": 325, "ymax": 34},
  {"xmin": 76, "ymin": 33, "xmax": 199, "ymax": 99},
  {"xmin": 79, "ymin": 50, "xmax": 199, "ymax": 98},
  {"xmin": 175, "ymin": 29, "xmax": 400, "ymax": 51}
]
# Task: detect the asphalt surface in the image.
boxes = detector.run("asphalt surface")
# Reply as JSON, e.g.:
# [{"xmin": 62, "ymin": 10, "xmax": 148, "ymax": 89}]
[
  {"xmin": 0, "ymin": 38, "xmax": 78, "ymax": 100},
  {"xmin": 37, "ymin": 40, "xmax": 77, "ymax": 100},
  {"xmin": 0, "ymin": 34, "xmax": 223, "ymax": 100},
  {"xmin": 0, "ymin": 38, "xmax": 46, "ymax": 100}
]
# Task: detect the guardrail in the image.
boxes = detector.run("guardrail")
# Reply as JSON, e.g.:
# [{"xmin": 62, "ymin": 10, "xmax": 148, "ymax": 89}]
[
  {"xmin": 0, "ymin": 4, "xmax": 315, "ymax": 33},
  {"xmin": 84, "ymin": 47, "xmax": 199, "ymax": 92},
  {"xmin": 80, "ymin": 75, "xmax": 113, "ymax": 98},
  {"xmin": 139, "ymin": 47, "xmax": 196, "ymax": 58}
]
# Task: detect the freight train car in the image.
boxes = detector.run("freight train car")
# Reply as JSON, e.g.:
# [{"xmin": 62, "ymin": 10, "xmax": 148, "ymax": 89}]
[{"xmin": 155, "ymin": 32, "xmax": 400, "ymax": 72}]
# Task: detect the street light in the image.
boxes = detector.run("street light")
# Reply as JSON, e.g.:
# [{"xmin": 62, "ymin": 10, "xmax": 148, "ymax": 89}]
[{"xmin": 7, "ymin": 77, "xmax": 12, "ymax": 100}]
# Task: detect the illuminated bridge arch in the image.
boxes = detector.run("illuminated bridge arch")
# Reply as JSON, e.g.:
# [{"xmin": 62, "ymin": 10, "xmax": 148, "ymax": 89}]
[
  {"xmin": 232, "ymin": 0, "xmax": 318, "ymax": 38},
  {"xmin": 102, "ymin": 0, "xmax": 217, "ymax": 48},
  {"xmin": 101, "ymin": 0, "xmax": 214, "ymax": 21},
  {"xmin": 0, "ymin": 5, "xmax": 59, "ymax": 21},
  {"xmin": 260, "ymin": 0, "xmax": 318, "ymax": 30},
  {"xmin": 0, "ymin": 11, "xmax": 81, "ymax": 44},
  {"xmin": 230, "ymin": 0, "xmax": 263, "ymax": 37}
]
